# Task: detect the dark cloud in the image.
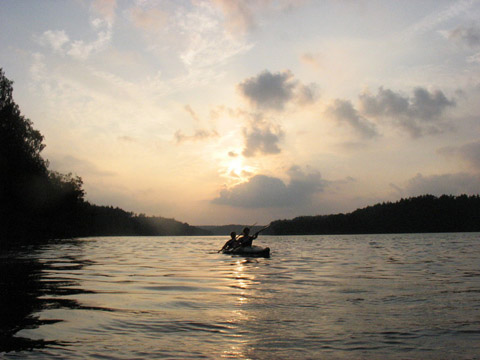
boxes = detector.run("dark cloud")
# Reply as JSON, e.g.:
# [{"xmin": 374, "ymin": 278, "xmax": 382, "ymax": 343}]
[
  {"xmin": 235, "ymin": 70, "xmax": 317, "ymax": 157},
  {"xmin": 448, "ymin": 24, "xmax": 480, "ymax": 47},
  {"xmin": 212, "ymin": 166, "xmax": 328, "ymax": 208},
  {"xmin": 326, "ymin": 99, "xmax": 378, "ymax": 139},
  {"xmin": 359, "ymin": 87, "xmax": 409, "ymax": 117},
  {"xmin": 405, "ymin": 172, "xmax": 480, "ymax": 197},
  {"xmin": 229, "ymin": 109, "xmax": 285, "ymax": 157},
  {"xmin": 174, "ymin": 129, "xmax": 219, "ymax": 143},
  {"xmin": 410, "ymin": 88, "xmax": 455, "ymax": 120},
  {"xmin": 359, "ymin": 87, "xmax": 455, "ymax": 137},
  {"xmin": 238, "ymin": 70, "xmax": 295, "ymax": 110},
  {"xmin": 242, "ymin": 122, "xmax": 284, "ymax": 157},
  {"xmin": 238, "ymin": 70, "xmax": 316, "ymax": 111},
  {"xmin": 438, "ymin": 140, "xmax": 480, "ymax": 170}
]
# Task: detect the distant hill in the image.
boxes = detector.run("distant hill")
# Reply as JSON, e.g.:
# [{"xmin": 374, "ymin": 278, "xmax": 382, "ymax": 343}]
[
  {"xmin": 199, "ymin": 225, "xmax": 266, "ymax": 236},
  {"xmin": 74, "ymin": 205, "xmax": 212, "ymax": 237},
  {"xmin": 267, "ymin": 194, "xmax": 480, "ymax": 235}
]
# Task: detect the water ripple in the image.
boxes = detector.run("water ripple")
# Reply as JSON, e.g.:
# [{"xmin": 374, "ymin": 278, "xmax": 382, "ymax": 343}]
[{"xmin": 2, "ymin": 233, "xmax": 480, "ymax": 359}]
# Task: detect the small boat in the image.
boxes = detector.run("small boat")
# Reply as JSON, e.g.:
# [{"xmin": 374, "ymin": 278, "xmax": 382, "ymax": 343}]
[{"xmin": 222, "ymin": 245, "xmax": 270, "ymax": 258}]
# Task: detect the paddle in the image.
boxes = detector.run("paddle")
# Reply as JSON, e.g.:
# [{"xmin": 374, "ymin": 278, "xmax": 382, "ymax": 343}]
[{"xmin": 253, "ymin": 224, "xmax": 271, "ymax": 237}]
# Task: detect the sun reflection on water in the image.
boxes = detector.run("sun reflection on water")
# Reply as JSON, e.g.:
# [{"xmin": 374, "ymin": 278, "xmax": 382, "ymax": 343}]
[
  {"xmin": 221, "ymin": 258, "xmax": 262, "ymax": 359},
  {"xmin": 232, "ymin": 259, "xmax": 258, "ymax": 304}
]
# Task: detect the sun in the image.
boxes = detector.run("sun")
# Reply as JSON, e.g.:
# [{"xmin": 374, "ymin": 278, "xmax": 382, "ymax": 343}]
[
  {"xmin": 224, "ymin": 157, "xmax": 254, "ymax": 183},
  {"xmin": 228, "ymin": 158, "xmax": 244, "ymax": 176}
]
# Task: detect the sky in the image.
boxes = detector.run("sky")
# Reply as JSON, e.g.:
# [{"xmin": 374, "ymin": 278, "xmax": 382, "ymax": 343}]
[{"xmin": 1, "ymin": 0, "xmax": 480, "ymax": 225}]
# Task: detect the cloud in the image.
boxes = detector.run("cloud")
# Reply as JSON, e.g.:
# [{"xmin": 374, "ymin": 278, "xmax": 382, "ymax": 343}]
[
  {"xmin": 410, "ymin": 88, "xmax": 455, "ymax": 120},
  {"xmin": 242, "ymin": 122, "xmax": 284, "ymax": 157},
  {"xmin": 401, "ymin": 0, "xmax": 476, "ymax": 41},
  {"xmin": 467, "ymin": 52, "xmax": 480, "ymax": 63},
  {"xmin": 235, "ymin": 70, "xmax": 316, "ymax": 156},
  {"xmin": 229, "ymin": 169, "xmax": 253, "ymax": 179},
  {"xmin": 296, "ymin": 83, "xmax": 317, "ymax": 105},
  {"xmin": 129, "ymin": 7, "xmax": 168, "ymax": 33},
  {"xmin": 36, "ymin": 30, "xmax": 70, "ymax": 52},
  {"xmin": 177, "ymin": 2, "xmax": 254, "ymax": 68},
  {"xmin": 457, "ymin": 141, "xmax": 480, "ymax": 170},
  {"xmin": 175, "ymin": 105, "xmax": 219, "ymax": 143},
  {"xmin": 211, "ymin": 0, "xmax": 306, "ymax": 36},
  {"xmin": 184, "ymin": 105, "xmax": 201, "ymax": 123},
  {"xmin": 300, "ymin": 52, "xmax": 322, "ymax": 70},
  {"xmin": 359, "ymin": 87, "xmax": 409, "ymax": 118},
  {"xmin": 75, "ymin": 0, "xmax": 116, "ymax": 59},
  {"xmin": 327, "ymin": 86, "xmax": 455, "ymax": 139},
  {"xmin": 174, "ymin": 129, "xmax": 219, "ymax": 144},
  {"xmin": 446, "ymin": 24, "xmax": 480, "ymax": 48},
  {"xmin": 238, "ymin": 70, "xmax": 296, "ymax": 110},
  {"xmin": 36, "ymin": 1, "xmax": 115, "ymax": 61},
  {"xmin": 67, "ymin": 29, "xmax": 112, "ymax": 60},
  {"xmin": 212, "ymin": 166, "xmax": 328, "ymax": 208},
  {"xmin": 238, "ymin": 70, "xmax": 316, "ymax": 111},
  {"xmin": 211, "ymin": 0, "xmax": 256, "ymax": 35},
  {"xmin": 91, "ymin": 0, "xmax": 117, "ymax": 25},
  {"xmin": 126, "ymin": 1, "xmax": 253, "ymax": 72},
  {"xmin": 438, "ymin": 140, "xmax": 480, "ymax": 170},
  {"xmin": 360, "ymin": 87, "xmax": 455, "ymax": 120},
  {"xmin": 326, "ymin": 99, "xmax": 378, "ymax": 139},
  {"xmin": 405, "ymin": 173, "xmax": 480, "ymax": 197},
  {"xmin": 118, "ymin": 135, "xmax": 136, "ymax": 143},
  {"xmin": 359, "ymin": 87, "xmax": 455, "ymax": 137}
]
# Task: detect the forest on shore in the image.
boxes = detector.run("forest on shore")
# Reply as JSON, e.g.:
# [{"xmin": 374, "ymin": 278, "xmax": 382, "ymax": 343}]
[
  {"xmin": 267, "ymin": 194, "xmax": 480, "ymax": 235},
  {"xmin": 0, "ymin": 69, "xmax": 209, "ymax": 247}
]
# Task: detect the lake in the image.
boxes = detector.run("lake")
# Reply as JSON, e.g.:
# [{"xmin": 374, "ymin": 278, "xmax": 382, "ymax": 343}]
[{"xmin": 1, "ymin": 233, "xmax": 479, "ymax": 359}]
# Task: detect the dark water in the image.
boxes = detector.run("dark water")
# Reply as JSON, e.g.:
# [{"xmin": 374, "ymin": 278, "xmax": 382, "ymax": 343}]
[{"xmin": 1, "ymin": 234, "xmax": 479, "ymax": 359}]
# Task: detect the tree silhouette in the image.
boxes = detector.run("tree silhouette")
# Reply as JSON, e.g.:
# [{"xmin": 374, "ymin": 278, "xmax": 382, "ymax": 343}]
[
  {"xmin": 1, "ymin": 68, "xmax": 50, "ymax": 240},
  {"xmin": 268, "ymin": 194, "xmax": 480, "ymax": 235}
]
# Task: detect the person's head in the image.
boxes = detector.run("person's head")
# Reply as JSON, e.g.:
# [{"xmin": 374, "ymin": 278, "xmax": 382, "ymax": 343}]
[
  {"xmin": 242, "ymin": 227, "xmax": 250, "ymax": 235},
  {"xmin": 230, "ymin": 231, "xmax": 236, "ymax": 239}
]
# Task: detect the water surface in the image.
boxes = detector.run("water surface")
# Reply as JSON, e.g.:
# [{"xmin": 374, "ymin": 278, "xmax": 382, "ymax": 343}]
[{"xmin": 1, "ymin": 233, "xmax": 479, "ymax": 359}]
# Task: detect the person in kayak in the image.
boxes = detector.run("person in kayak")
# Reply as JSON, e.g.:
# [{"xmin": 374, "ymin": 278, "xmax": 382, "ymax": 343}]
[
  {"xmin": 220, "ymin": 231, "xmax": 238, "ymax": 252},
  {"xmin": 236, "ymin": 227, "xmax": 258, "ymax": 248}
]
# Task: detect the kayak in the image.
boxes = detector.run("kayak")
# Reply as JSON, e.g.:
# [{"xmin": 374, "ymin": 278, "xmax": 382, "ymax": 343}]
[
  {"xmin": 222, "ymin": 245, "xmax": 270, "ymax": 258},
  {"xmin": 223, "ymin": 245, "xmax": 270, "ymax": 257}
]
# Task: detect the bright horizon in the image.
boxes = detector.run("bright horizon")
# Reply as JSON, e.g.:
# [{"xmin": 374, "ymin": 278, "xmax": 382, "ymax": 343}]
[{"xmin": 1, "ymin": 0, "xmax": 480, "ymax": 225}]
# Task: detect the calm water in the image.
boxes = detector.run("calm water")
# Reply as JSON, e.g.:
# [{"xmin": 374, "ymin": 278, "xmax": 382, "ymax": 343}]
[{"xmin": 1, "ymin": 233, "xmax": 480, "ymax": 359}]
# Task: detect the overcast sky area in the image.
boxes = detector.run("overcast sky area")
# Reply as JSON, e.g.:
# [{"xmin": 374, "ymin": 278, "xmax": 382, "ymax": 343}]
[{"xmin": 1, "ymin": 0, "xmax": 480, "ymax": 225}]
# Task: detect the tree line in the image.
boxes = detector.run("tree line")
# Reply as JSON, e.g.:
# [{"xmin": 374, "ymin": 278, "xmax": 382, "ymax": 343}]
[
  {"xmin": 0, "ymin": 69, "xmax": 209, "ymax": 247},
  {"xmin": 267, "ymin": 194, "xmax": 480, "ymax": 235}
]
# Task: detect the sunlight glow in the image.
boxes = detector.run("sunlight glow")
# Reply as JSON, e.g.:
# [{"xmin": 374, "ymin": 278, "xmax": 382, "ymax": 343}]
[{"xmin": 224, "ymin": 156, "xmax": 255, "ymax": 185}]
